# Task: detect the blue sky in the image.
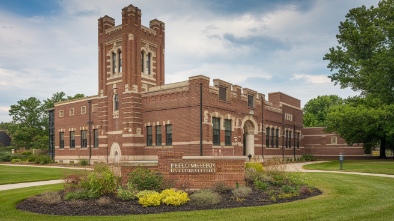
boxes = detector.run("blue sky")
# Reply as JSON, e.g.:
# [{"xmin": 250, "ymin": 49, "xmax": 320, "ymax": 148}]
[{"xmin": 0, "ymin": 0, "xmax": 380, "ymax": 122}]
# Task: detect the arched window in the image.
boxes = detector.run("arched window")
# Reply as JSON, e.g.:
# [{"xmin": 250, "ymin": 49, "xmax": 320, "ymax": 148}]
[
  {"xmin": 112, "ymin": 52, "xmax": 116, "ymax": 74},
  {"xmin": 147, "ymin": 52, "xmax": 151, "ymax": 75},
  {"xmin": 114, "ymin": 94, "xmax": 119, "ymax": 111},
  {"xmin": 118, "ymin": 50, "xmax": 122, "ymax": 73}
]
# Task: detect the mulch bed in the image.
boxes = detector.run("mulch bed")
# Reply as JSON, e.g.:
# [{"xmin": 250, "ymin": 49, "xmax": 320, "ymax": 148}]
[{"xmin": 17, "ymin": 188, "xmax": 322, "ymax": 216}]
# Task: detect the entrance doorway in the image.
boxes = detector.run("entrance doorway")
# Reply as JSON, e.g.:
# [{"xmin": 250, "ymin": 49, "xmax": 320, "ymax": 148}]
[{"xmin": 243, "ymin": 120, "xmax": 255, "ymax": 156}]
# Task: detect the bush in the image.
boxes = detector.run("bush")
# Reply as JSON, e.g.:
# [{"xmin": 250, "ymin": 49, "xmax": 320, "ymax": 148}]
[
  {"xmin": 11, "ymin": 158, "xmax": 22, "ymax": 164},
  {"xmin": 281, "ymin": 185, "xmax": 297, "ymax": 194},
  {"xmin": 32, "ymin": 191, "xmax": 62, "ymax": 205},
  {"xmin": 136, "ymin": 190, "xmax": 161, "ymax": 207},
  {"xmin": 299, "ymin": 185, "xmax": 312, "ymax": 195},
  {"xmin": 27, "ymin": 155, "xmax": 37, "ymax": 162},
  {"xmin": 117, "ymin": 183, "xmax": 138, "ymax": 200},
  {"xmin": 128, "ymin": 167, "xmax": 164, "ymax": 191},
  {"xmin": 254, "ymin": 180, "xmax": 269, "ymax": 191},
  {"xmin": 245, "ymin": 162, "xmax": 264, "ymax": 172},
  {"xmin": 79, "ymin": 159, "xmax": 89, "ymax": 166},
  {"xmin": 232, "ymin": 186, "xmax": 252, "ymax": 199},
  {"xmin": 189, "ymin": 189, "xmax": 221, "ymax": 207},
  {"xmin": 81, "ymin": 164, "xmax": 119, "ymax": 196},
  {"xmin": 34, "ymin": 155, "xmax": 52, "ymax": 164},
  {"xmin": 0, "ymin": 152, "xmax": 11, "ymax": 162},
  {"xmin": 64, "ymin": 188, "xmax": 99, "ymax": 200},
  {"xmin": 160, "ymin": 189, "xmax": 189, "ymax": 206},
  {"xmin": 97, "ymin": 197, "xmax": 111, "ymax": 206},
  {"xmin": 300, "ymin": 154, "xmax": 315, "ymax": 161},
  {"xmin": 212, "ymin": 182, "xmax": 232, "ymax": 193}
]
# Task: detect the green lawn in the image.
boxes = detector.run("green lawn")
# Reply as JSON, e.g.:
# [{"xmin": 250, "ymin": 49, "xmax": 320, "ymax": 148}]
[
  {"xmin": 0, "ymin": 165, "xmax": 79, "ymax": 184},
  {"xmin": 0, "ymin": 173, "xmax": 394, "ymax": 221},
  {"xmin": 303, "ymin": 160, "xmax": 394, "ymax": 175}
]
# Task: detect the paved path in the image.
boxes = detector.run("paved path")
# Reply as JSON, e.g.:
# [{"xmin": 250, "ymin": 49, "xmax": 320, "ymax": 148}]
[
  {"xmin": 284, "ymin": 161, "xmax": 394, "ymax": 178},
  {"xmin": 1, "ymin": 162, "xmax": 394, "ymax": 192}
]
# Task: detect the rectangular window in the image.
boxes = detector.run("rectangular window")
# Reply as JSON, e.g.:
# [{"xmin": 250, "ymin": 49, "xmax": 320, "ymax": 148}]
[
  {"xmin": 266, "ymin": 128, "xmax": 270, "ymax": 147},
  {"xmin": 289, "ymin": 131, "xmax": 292, "ymax": 148},
  {"xmin": 81, "ymin": 106, "xmax": 86, "ymax": 114},
  {"xmin": 276, "ymin": 129, "xmax": 279, "ymax": 148},
  {"xmin": 297, "ymin": 132, "xmax": 300, "ymax": 148},
  {"xmin": 69, "ymin": 108, "xmax": 74, "ymax": 116},
  {"xmin": 141, "ymin": 52, "xmax": 144, "ymax": 72},
  {"xmin": 271, "ymin": 128, "xmax": 275, "ymax": 147},
  {"xmin": 118, "ymin": 51, "xmax": 122, "ymax": 73},
  {"xmin": 219, "ymin": 86, "xmax": 227, "ymax": 101},
  {"xmin": 81, "ymin": 130, "xmax": 87, "ymax": 148},
  {"xmin": 59, "ymin": 132, "xmax": 64, "ymax": 149},
  {"xmin": 248, "ymin": 94, "xmax": 254, "ymax": 107},
  {"xmin": 212, "ymin": 117, "xmax": 220, "ymax": 146},
  {"xmin": 59, "ymin": 110, "xmax": 64, "ymax": 117},
  {"xmin": 166, "ymin": 125, "xmax": 172, "ymax": 146},
  {"xmin": 114, "ymin": 94, "xmax": 119, "ymax": 111},
  {"xmin": 70, "ymin": 131, "xmax": 75, "ymax": 148},
  {"xmin": 224, "ymin": 119, "xmax": 231, "ymax": 146},
  {"xmin": 156, "ymin": 125, "xmax": 162, "ymax": 146},
  {"xmin": 93, "ymin": 129, "xmax": 99, "ymax": 148},
  {"xmin": 146, "ymin": 126, "xmax": 152, "ymax": 146}
]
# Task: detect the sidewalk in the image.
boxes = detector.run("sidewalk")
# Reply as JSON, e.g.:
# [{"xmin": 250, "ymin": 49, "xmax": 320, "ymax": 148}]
[
  {"xmin": 284, "ymin": 161, "xmax": 394, "ymax": 178},
  {"xmin": 0, "ymin": 180, "xmax": 64, "ymax": 191}
]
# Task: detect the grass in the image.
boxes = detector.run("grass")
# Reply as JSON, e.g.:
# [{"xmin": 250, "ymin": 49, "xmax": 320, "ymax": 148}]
[
  {"xmin": 303, "ymin": 160, "xmax": 394, "ymax": 175},
  {"xmin": 0, "ymin": 173, "xmax": 394, "ymax": 221},
  {"xmin": 0, "ymin": 165, "xmax": 78, "ymax": 184}
]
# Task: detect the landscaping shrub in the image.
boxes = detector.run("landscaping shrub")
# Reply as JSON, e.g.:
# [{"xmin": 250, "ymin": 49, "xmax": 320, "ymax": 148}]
[
  {"xmin": 33, "ymin": 191, "xmax": 62, "ymax": 205},
  {"xmin": 254, "ymin": 179, "xmax": 269, "ymax": 191},
  {"xmin": 136, "ymin": 190, "xmax": 161, "ymax": 207},
  {"xmin": 212, "ymin": 182, "xmax": 232, "ymax": 193},
  {"xmin": 232, "ymin": 186, "xmax": 252, "ymax": 199},
  {"xmin": 64, "ymin": 188, "xmax": 99, "ymax": 200},
  {"xmin": 281, "ymin": 185, "xmax": 297, "ymax": 194},
  {"xmin": 117, "ymin": 183, "xmax": 138, "ymax": 200},
  {"xmin": 11, "ymin": 158, "xmax": 22, "ymax": 164},
  {"xmin": 245, "ymin": 162, "xmax": 264, "ymax": 172},
  {"xmin": 299, "ymin": 185, "xmax": 312, "ymax": 195},
  {"xmin": 79, "ymin": 159, "xmax": 89, "ymax": 166},
  {"xmin": 128, "ymin": 167, "xmax": 164, "ymax": 191},
  {"xmin": 97, "ymin": 197, "xmax": 112, "ymax": 206},
  {"xmin": 27, "ymin": 155, "xmax": 37, "ymax": 162},
  {"xmin": 0, "ymin": 152, "xmax": 11, "ymax": 162},
  {"xmin": 81, "ymin": 164, "xmax": 119, "ymax": 196},
  {"xmin": 34, "ymin": 155, "xmax": 52, "ymax": 164},
  {"xmin": 160, "ymin": 189, "xmax": 189, "ymax": 206},
  {"xmin": 300, "ymin": 154, "xmax": 315, "ymax": 161},
  {"xmin": 189, "ymin": 189, "xmax": 221, "ymax": 207}
]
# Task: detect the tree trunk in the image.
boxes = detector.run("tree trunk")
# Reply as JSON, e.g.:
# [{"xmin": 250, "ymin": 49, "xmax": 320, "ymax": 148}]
[{"xmin": 379, "ymin": 136, "xmax": 386, "ymax": 158}]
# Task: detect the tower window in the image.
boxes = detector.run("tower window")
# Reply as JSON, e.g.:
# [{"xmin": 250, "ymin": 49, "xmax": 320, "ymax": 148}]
[
  {"xmin": 114, "ymin": 94, "xmax": 119, "ymax": 111},
  {"xmin": 118, "ymin": 50, "xmax": 122, "ymax": 73},
  {"xmin": 112, "ymin": 52, "xmax": 116, "ymax": 74},
  {"xmin": 147, "ymin": 53, "xmax": 151, "ymax": 75},
  {"xmin": 219, "ymin": 86, "xmax": 227, "ymax": 101}
]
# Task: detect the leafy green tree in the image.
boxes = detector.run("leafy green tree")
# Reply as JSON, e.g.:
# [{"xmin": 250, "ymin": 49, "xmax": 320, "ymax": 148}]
[
  {"xmin": 325, "ymin": 97, "xmax": 394, "ymax": 157},
  {"xmin": 324, "ymin": 0, "xmax": 394, "ymax": 157},
  {"xmin": 7, "ymin": 92, "xmax": 85, "ymax": 149},
  {"xmin": 303, "ymin": 95, "xmax": 343, "ymax": 127}
]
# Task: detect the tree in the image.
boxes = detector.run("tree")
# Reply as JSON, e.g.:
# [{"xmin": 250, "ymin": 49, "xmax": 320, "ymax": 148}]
[
  {"xmin": 325, "ymin": 97, "xmax": 394, "ymax": 157},
  {"xmin": 303, "ymin": 95, "xmax": 343, "ymax": 127},
  {"xmin": 8, "ymin": 97, "xmax": 46, "ymax": 149},
  {"xmin": 324, "ymin": 0, "xmax": 394, "ymax": 157},
  {"xmin": 7, "ymin": 92, "xmax": 85, "ymax": 149}
]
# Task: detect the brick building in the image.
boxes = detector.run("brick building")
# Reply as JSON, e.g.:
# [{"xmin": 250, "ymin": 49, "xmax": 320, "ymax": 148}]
[{"xmin": 48, "ymin": 4, "xmax": 362, "ymax": 164}]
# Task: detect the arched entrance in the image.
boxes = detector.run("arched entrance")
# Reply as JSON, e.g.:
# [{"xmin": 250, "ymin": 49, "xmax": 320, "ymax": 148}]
[{"xmin": 243, "ymin": 120, "xmax": 255, "ymax": 156}]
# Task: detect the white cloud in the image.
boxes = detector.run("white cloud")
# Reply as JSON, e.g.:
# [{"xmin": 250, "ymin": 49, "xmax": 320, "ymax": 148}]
[{"xmin": 292, "ymin": 74, "xmax": 331, "ymax": 84}]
